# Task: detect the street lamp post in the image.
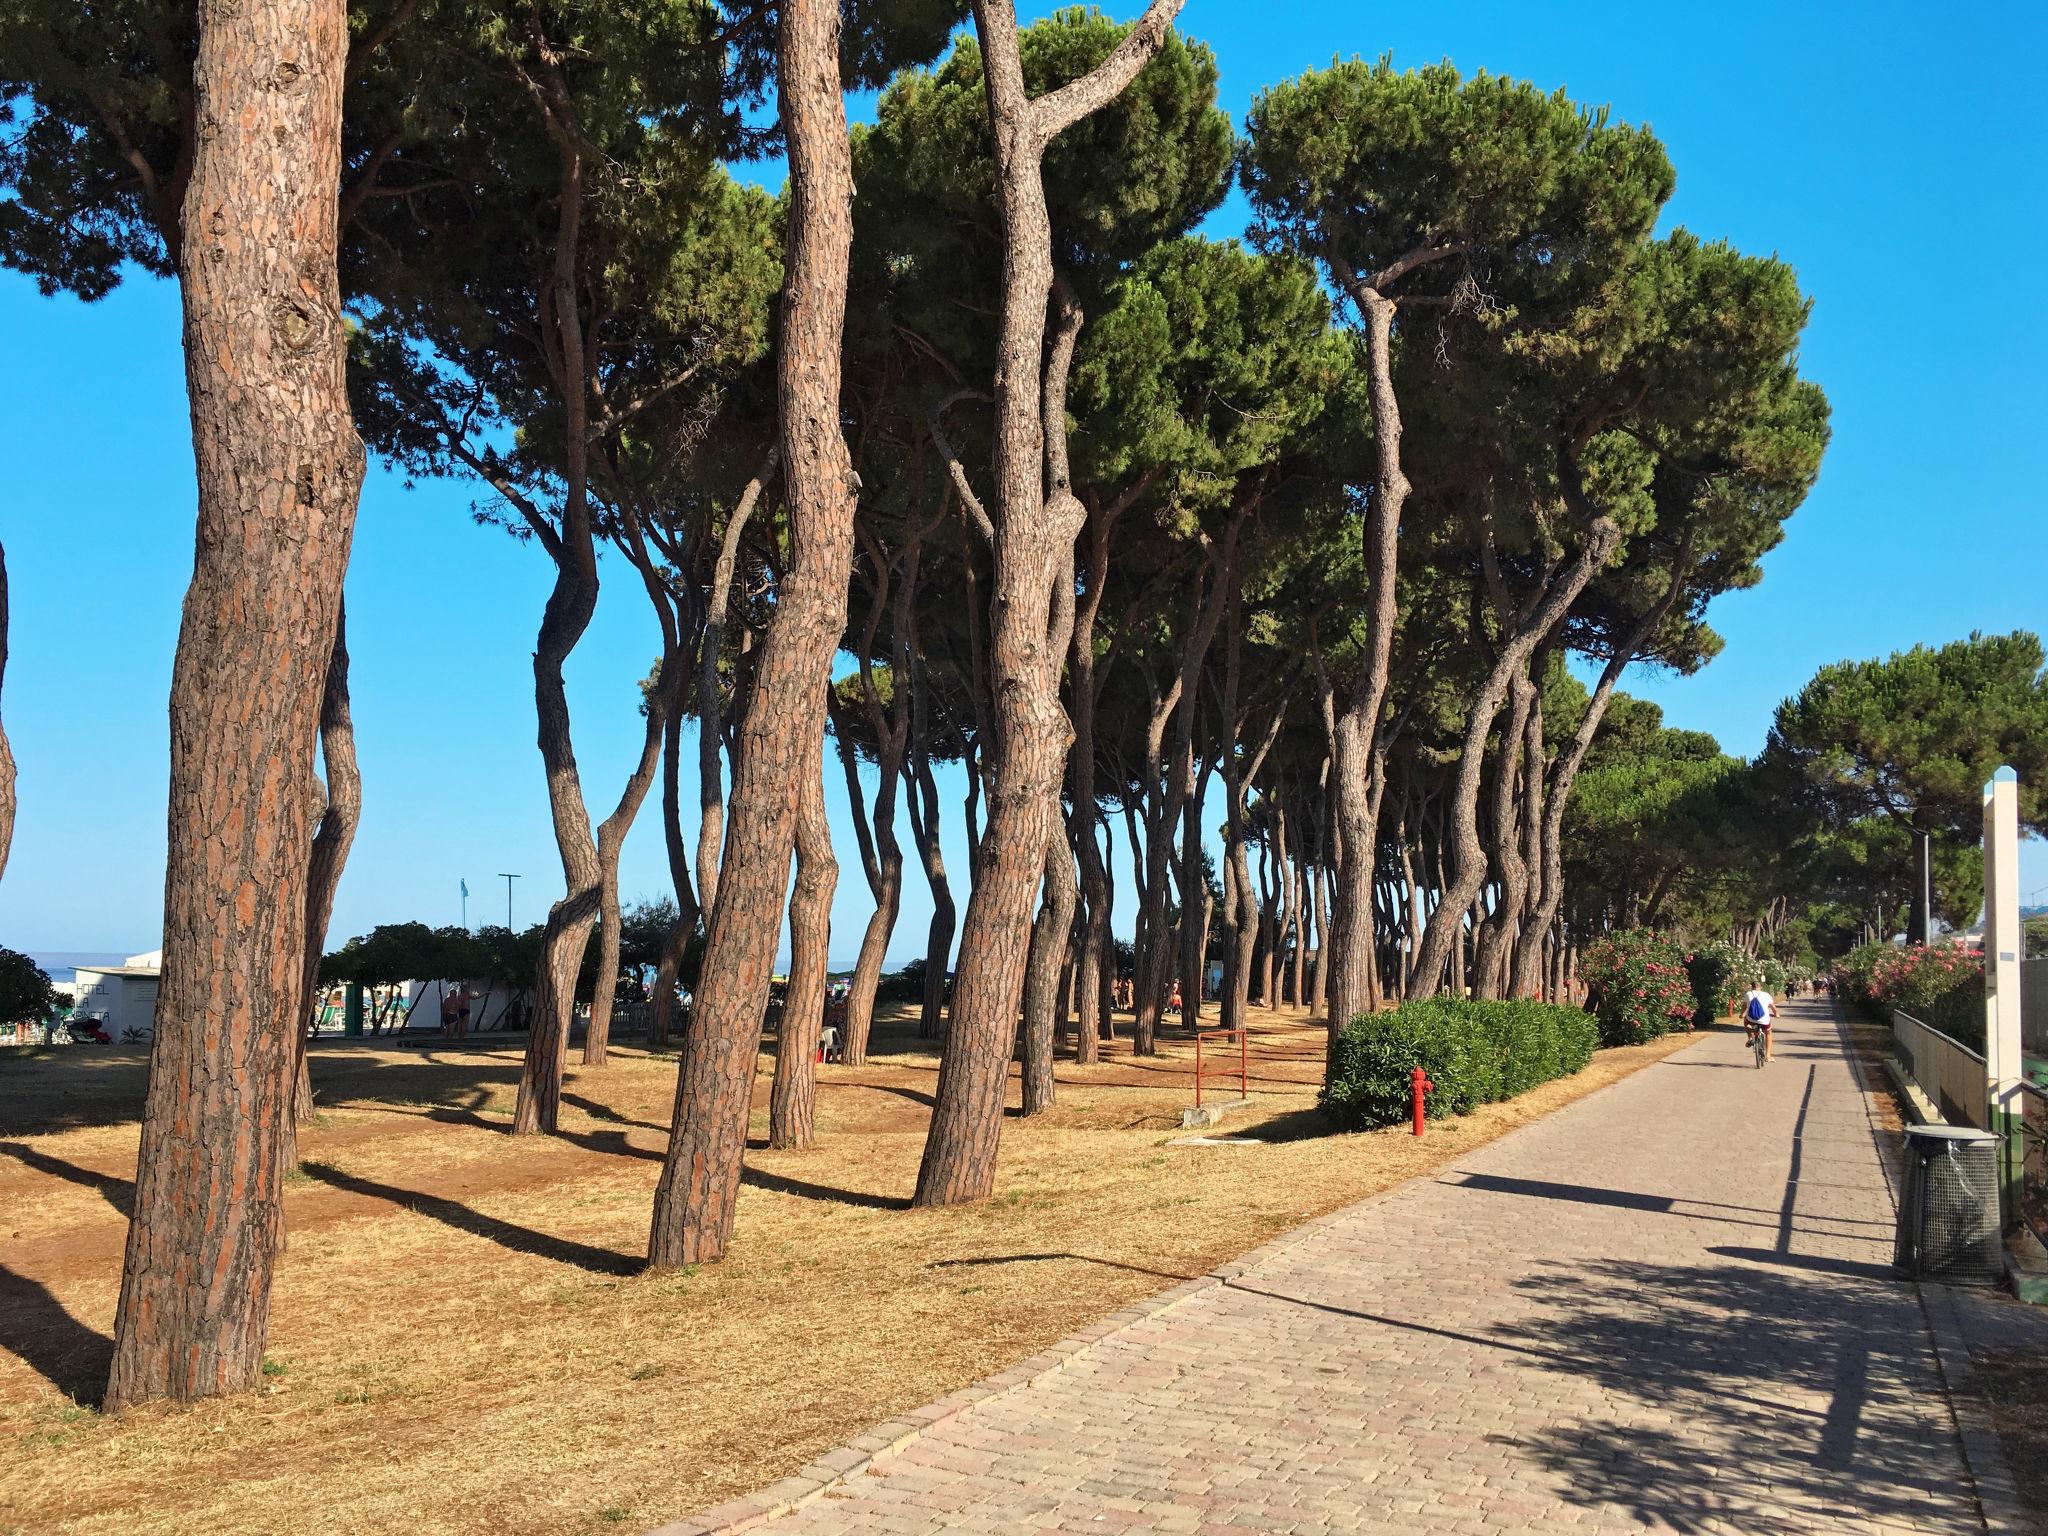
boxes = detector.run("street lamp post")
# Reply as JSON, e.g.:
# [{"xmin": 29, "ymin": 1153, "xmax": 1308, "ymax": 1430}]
[{"xmin": 497, "ymin": 873, "xmax": 520, "ymax": 930}]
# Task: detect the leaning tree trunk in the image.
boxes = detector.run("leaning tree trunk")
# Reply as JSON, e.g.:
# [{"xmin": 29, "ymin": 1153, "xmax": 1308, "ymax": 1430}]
[
  {"xmin": 1321, "ymin": 290, "xmax": 1406, "ymax": 1049},
  {"xmin": 648, "ymin": 0, "xmax": 857, "ymax": 1267},
  {"xmin": 907, "ymin": 743, "xmax": 955, "ymax": 1046},
  {"xmin": 107, "ymin": 0, "xmax": 364, "ymax": 1411},
  {"xmin": 1408, "ymin": 523, "xmax": 1615, "ymax": 999},
  {"xmin": 771, "ymin": 755, "xmax": 836, "ymax": 1150},
  {"xmin": 0, "ymin": 544, "xmax": 14, "ymax": 886},
  {"xmin": 510, "ymin": 78, "xmax": 606, "ymax": 1135},
  {"xmin": 834, "ymin": 720, "xmax": 901, "ymax": 1064},
  {"xmin": 915, "ymin": 0, "xmax": 1185, "ymax": 1209},
  {"xmin": 649, "ymin": 689, "xmax": 702, "ymax": 1049},
  {"xmin": 1130, "ymin": 677, "xmax": 1179, "ymax": 1055},
  {"xmin": 289, "ymin": 606, "xmax": 361, "ymax": 1147},
  {"xmin": 1510, "ymin": 538, "xmax": 1692, "ymax": 999},
  {"xmin": 1469, "ymin": 662, "xmax": 1537, "ymax": 999},
  {"xmin": 582, "ymin": 857, "xmax": 624, "ymax": 1066},
  {"xmin": 1019, "ymin": 834, "xmax": 1076, "ymax": 1115}
]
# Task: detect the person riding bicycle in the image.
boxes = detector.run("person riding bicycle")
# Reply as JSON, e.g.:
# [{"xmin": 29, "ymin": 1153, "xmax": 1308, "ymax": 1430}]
[{"xmin": 1742, "ymin": 977, "xmax": 1777, "ymax": 1063}]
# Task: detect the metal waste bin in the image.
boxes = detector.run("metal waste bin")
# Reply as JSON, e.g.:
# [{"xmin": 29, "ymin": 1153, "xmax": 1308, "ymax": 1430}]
[{"xmin": 1893, "ymin": 1124, "xmax": 2003, "ymax": 1282}]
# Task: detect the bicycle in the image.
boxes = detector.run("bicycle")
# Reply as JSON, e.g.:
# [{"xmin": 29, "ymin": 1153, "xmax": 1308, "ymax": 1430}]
[{"xmin": 1749, "ymin": 1022, "xmax": 1769, "ymax": 1068}]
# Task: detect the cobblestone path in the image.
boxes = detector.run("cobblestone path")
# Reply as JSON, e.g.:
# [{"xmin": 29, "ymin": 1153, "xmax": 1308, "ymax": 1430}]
[{"xmin": 669, "ymin": 1002, "xmax": 1984, "ymax": 1534}]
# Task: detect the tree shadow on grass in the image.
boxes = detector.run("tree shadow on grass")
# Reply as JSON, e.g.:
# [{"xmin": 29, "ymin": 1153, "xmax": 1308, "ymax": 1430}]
[
  {"xmin": 295, "ymin": 1161, "xmax": 641, "ymax": 1277},
  {"xmin": 0, "ymin": 1141, "xmax": 133, "ymax": 1216},
  {"xmin": 928, "ymin": 1252, "xmax": 1194, "ymax": 1284},
  {"xmin": 0, "ymin": 1263, "xmax": 112, "ymax": 1405},
  {"xmin": 737, "ymin": 1155, "xmax": 911, "ymax": 1211}
]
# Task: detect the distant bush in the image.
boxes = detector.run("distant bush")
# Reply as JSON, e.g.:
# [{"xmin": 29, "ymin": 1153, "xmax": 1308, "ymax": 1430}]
[
  {"xmin": 0, "ymin": 948, "xmax": 58, "ymax": 1027},
  {"xmin": 1581, "ymin": 930, "xmax": 1696, "ymax": 1046},
  {"xmin": 874, "ymin": 958, "xmax": 927, "ymax": 1004},
  {"xmin": 1321, "ymin": 998, "xmax": 1599, "ymax": 1132}
]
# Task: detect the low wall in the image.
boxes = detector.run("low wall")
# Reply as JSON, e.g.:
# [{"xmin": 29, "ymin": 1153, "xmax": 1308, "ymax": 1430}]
[{"xmin": 1892, "ymin": 1009, "xmax": 1988, "ymax": 1129}]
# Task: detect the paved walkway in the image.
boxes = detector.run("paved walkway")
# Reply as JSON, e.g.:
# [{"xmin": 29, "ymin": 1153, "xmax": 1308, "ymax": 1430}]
[{"xmin": 675, "ymin": 1002, "xmax": 1987, "ymax": 1535}]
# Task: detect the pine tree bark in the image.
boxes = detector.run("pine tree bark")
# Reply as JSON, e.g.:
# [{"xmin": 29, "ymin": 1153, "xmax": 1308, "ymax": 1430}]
[
  {"xmin": 915, "ymin": 0, "xmax": 1184, "ymax": 1209},
  {"xmin": 1469, "ymin": 662, "xmax": 1537, "ymax": 999},
  {"xmin": 771, "ymin": 753, "xmax": 835, "ymax": 1150},
  {"xmin": 107, "ymin": 0, "xmax": 363, "ymax": 1411},
  {"xmin": 648, "ymin": 0, "xmax": 857, "ymax": 1266},
  {"xmin": 649, "ymin": 693, "xmax": 701, "ymax": 1049},
  {"xmin": 1019, "ymin": 834, "xmax": 1075, "ymax": 1114},
  {"xmin": 290, "ymin": 606, "xmax": 360, "ymax": 1145},
  {"xmin": 833, "ymin": 712, "xmax": 900, "ymax": 1064},
  {"xmin": 583, "ymin": 858, "xmax": 624, "ymax": 1066},
  {"xmin": 692, "ymin": 460, "xmax": 770, "ymax": 916},
  {"xmin": 907, "ymin": 739, "xmax": 955, "ymax": 1044}
]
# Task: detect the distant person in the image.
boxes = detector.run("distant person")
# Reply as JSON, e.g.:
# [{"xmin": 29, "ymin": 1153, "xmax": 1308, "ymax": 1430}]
[
  {"xmin": 1743, "ymin": 976, "xmax": 1778, "ymax": 1064},
  {"xmin": 440, "ymin": 988, "xmax": 460, "ymax": 1038}
]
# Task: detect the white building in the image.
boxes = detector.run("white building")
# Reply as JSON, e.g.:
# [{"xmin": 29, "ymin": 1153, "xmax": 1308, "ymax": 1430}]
[{"xmin": 71, "ymin": 949, "xmax": 162, "ymax": 1038}]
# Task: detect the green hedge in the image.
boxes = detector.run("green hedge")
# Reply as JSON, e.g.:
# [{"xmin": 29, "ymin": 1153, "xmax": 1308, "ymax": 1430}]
[{"xmin": 1321, "ymin": 998, "xmax": 1600, "ymax": 1132}]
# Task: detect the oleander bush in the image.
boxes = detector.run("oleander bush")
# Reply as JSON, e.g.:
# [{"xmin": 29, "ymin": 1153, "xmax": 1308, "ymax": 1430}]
[
  {"xmin": 1832, "ymin": 939, "xmax": 1985, "ymax": 1049},
  {"xmin": 1321, "ymin": 998, "xmax": 1600, "ymax": 1131},
  {"xmin": 1685, "ymin": 941, "xmax": 1751, "ymax": 1028},
  {"xmin": 1581, "ymin": 929, "xmax": 1697, "ymax": 1046}
]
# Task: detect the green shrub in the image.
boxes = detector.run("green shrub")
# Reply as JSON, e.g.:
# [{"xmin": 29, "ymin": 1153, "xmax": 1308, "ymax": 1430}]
[
  {"xmin": 874, "ymin": 959, "xmax": 927, "ymax": 1004},
  {"xmin": 1321, "ymin": 998, "xmax": 1599, "ymax": 1131},
  {"xmin": 1913, "ymin": 977, "xmax": 1986, "ymax": 1053},
  {"xmin": 1580, "ymin": 929, "xmax": 1696, "ymax": 1046},
  {"xmin": 1685, "ymin": 941, "xmax": 1750, "ymax": 1028}
]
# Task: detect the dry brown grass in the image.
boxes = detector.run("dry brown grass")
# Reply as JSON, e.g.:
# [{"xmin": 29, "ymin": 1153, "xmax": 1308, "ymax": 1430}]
[{"xmin": 0, "ymin": 1005, "xmax": 1697, "ymax": 1536}]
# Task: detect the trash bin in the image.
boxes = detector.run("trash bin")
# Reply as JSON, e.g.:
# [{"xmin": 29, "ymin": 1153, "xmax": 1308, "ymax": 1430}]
[{"xmin": 1893, "ymin": 1124, "xmax": 2004, "ymax": 1282}]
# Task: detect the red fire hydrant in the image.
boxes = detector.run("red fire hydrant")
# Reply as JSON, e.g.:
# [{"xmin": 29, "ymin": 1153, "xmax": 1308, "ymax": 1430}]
[{"xmin": 1411, "ymin": 1065, "xmax": 1433, "ymax": 1137}]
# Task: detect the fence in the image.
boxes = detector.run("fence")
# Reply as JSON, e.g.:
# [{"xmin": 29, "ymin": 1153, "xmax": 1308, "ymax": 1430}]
[
  {"xmin": 2024, "ymin": 958, "xmax": 2048, "ymax": 1059},
  {"xmin": 1890, "ymin": 1009, "xmax": 1989, "ymax": 1129},
  {"xmin": 2024, "ymin": 1080, "xmax": 2048, "ymax": 1249}
]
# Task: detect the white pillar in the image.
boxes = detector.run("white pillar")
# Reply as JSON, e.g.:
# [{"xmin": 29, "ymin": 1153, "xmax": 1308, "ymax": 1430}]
[{"xmin": 1983, "ymin": 766, "xmax": 2023, "ymax": 1227}]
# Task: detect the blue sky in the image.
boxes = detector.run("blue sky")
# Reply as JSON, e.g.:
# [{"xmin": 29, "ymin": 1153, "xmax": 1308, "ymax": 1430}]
[{"xmin": 3, "ymin": 0, "xmax": 2044, "ymax": 961}]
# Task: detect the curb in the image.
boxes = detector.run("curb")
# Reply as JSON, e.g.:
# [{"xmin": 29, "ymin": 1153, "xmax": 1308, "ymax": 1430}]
[
  {"xmin": 1831, "ymin": 1002, "xmax": 2024, "ymax": 1535},
  {"xmin": 1916, "ymin": 1282, "xmax": 2034, "ymax": 1535}
]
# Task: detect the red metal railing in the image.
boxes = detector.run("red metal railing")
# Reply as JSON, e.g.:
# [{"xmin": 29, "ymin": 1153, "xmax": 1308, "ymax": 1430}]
[{"xmin": 1193, "ymin": 1026, "xmax": 1248, "ymax": 1108}]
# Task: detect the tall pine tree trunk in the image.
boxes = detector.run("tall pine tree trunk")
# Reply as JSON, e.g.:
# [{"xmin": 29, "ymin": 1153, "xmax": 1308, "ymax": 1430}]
[
  {"xmin": 107, "ymin": 0, "xmax": 363, "ymax": 1410},
  {"xmin": 648, "ymin": 0, "xmax": 857, "ymax": 1266},
  {"xmin": 914, "ymin": 0, "xmax": 1184, "ymax": 1208},
  {"xmin": 1408, "ymin": 522, "xmax": 1614, "ymax": 999},
  {"xmin": 1019, "ymin": 835, "xmax": 1075, "ymax": 1115},
  {"xmin": 290, "ymin": 607, "xmax": 360, "ymax": 1144},
  {"xmin": 771, "ymin": 755, "xmax": 836, "ymax": 1150},
  {"xmin": 907, "ymin": 743, "xmax": 954, "ymax": 1046}
]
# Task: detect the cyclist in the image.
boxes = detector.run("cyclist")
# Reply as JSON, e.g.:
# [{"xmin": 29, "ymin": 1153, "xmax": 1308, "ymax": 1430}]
[{"xmin": 1742, "ymin": 976, "xmax": 1777, "ymax": 1064}]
